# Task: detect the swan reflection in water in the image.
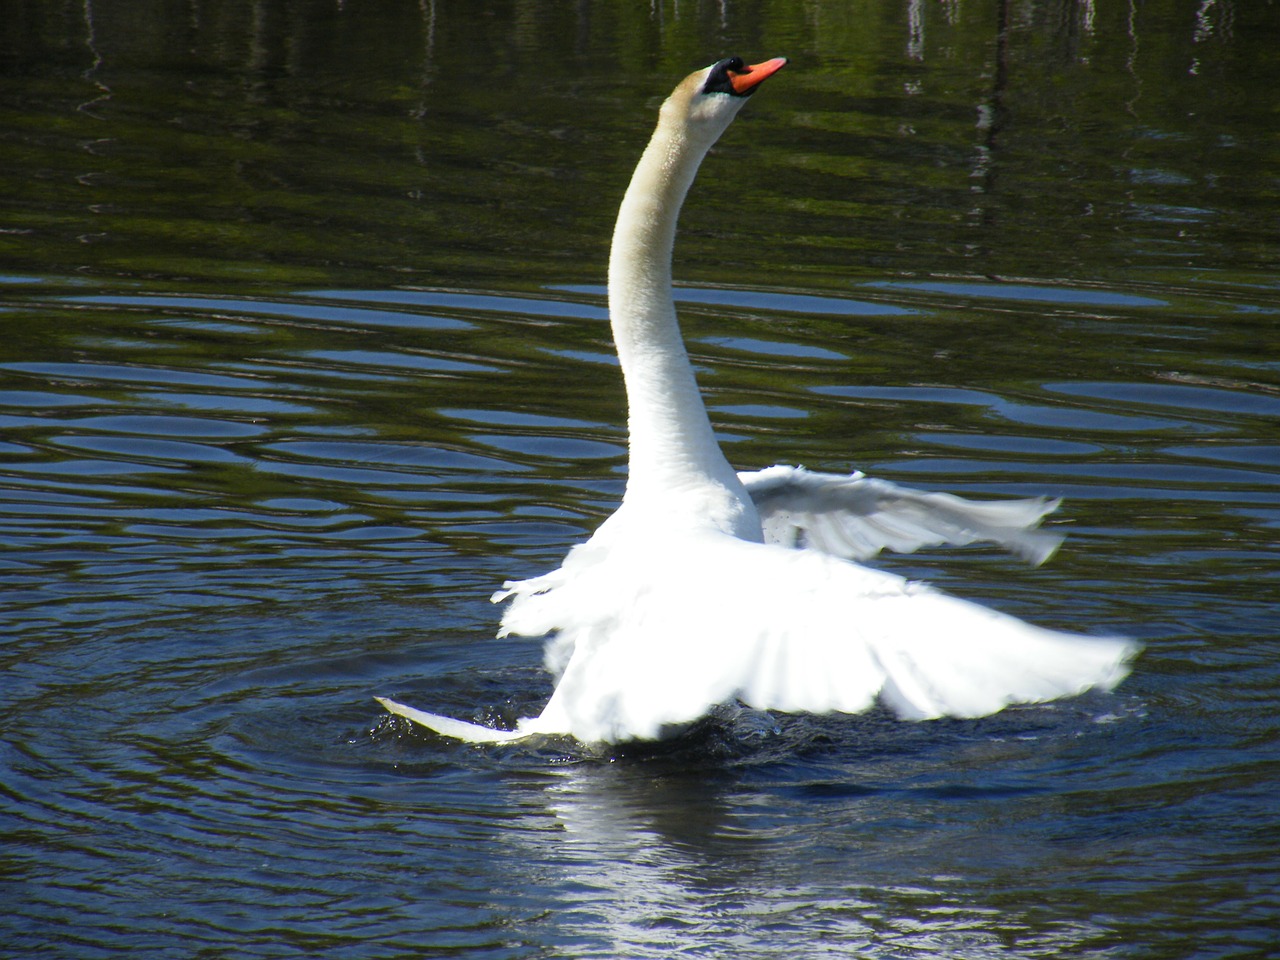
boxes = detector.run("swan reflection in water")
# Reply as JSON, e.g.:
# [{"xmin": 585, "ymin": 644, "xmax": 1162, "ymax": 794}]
[{"xmin": 492, "ymin": 709, "xmax": 1117, "ymax": 957}]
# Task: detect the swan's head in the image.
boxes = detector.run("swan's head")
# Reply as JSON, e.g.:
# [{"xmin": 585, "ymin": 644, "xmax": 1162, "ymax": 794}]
[{"xmin": 662, "ymin": 56, "xmax": 788, "ymax": 145}]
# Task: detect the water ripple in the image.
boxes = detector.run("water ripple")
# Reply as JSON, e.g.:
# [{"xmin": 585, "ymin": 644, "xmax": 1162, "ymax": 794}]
[{"xmin": 3, "ymin": 274, "xmax": 1277, "ymax": 960}]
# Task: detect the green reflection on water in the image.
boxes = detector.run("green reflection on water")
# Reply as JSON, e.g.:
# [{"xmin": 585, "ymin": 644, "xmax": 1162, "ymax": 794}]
[{"xmin": 1, "ymin": 0, "xmax": 1276, "ymax": 291}]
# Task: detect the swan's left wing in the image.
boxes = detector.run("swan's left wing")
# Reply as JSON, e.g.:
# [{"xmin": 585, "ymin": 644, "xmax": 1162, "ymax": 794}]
[
  {"xmin": 742, "ymin": 464, "xmax": 1064, "ymax": 566},
  {"xmin": 375, "ymin": 697, "xmax": 532, "ymax": 743}
]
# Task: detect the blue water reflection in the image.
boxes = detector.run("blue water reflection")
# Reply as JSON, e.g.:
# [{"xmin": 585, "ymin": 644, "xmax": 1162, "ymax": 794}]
[
  {"xmin": 6, "ymin": 274, "xmax": 1280, "ymax": 956},
  {"xmin": 869, "ymin": 280, "xmax": 1167, "ymax": 308}
]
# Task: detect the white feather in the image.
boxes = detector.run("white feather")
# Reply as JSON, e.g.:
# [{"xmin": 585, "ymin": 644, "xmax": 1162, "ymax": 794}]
[
  {"xmin": 494, "ymin": 524, "xmax": 1131, "ymax": 743},
  {"xmin": 374, "ymin": 697, "xmax": 530, "ymax": 743},
  {"xmin": 743, "ymin": 464, "xmax": 1065, "ymax": 566}
]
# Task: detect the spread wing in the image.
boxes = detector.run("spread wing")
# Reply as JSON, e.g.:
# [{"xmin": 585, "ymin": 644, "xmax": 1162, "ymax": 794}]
[
  {"xmin": 741, "ymin": 464, "xmax": 1065, "ymax": 566},
  {"xmin": 491, "ymin": 531, "xmax": 1136, "ymax": 743}
]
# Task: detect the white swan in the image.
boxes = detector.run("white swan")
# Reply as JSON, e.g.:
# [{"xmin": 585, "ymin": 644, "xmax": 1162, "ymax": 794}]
[{"xmin": 378, "ymin": 56, "xmax": 1136, "ymax": 744}]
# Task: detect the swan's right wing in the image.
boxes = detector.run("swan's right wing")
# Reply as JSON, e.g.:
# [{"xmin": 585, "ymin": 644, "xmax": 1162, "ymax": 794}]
[
  {"xmin": 741, "ymin": 464, "xmax": 1064, "ymax": 566},
  {"xmin": 499, "ymin": 530, "xmax": 1138, "ymax": 743}
]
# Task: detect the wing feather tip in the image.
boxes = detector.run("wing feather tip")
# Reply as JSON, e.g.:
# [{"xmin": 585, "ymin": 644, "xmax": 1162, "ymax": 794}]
[{"xmin": 374, "ymin": 696, "xmax": 529, "ymax": 744}]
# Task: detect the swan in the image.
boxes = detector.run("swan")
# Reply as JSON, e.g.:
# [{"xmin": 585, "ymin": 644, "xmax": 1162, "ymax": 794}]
[{"xmin": 377, "ymin": 56, "xmax": 1137, "ymax": 744}]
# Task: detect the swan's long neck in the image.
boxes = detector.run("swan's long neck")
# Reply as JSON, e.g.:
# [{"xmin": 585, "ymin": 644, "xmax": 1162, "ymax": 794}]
[{"xmin": 608, "ymin": 112, "xmax": 742, "ymax": 505}]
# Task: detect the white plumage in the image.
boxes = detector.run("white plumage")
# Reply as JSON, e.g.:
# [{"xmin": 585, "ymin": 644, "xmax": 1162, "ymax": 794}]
[{"xmin": 377, "ymin": 56, "xmax": 1136, "ymax": 745}]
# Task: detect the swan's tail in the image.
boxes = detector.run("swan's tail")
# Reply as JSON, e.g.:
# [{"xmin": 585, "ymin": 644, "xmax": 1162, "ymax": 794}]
[{"xmin": 374, "ymin": 697, "xmax": 530, "ymax": 744}]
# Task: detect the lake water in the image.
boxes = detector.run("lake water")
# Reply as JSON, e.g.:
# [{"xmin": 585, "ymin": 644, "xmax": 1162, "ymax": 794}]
[{"xmin": 3, "ymin": 1, "xmax": 1278, "ymax": 957}]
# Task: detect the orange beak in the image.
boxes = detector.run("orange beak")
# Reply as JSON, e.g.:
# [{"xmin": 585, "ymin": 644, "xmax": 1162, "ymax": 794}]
[{"xmin": 728, "ymin": 57, "xmax": 788, "ymax": 96}]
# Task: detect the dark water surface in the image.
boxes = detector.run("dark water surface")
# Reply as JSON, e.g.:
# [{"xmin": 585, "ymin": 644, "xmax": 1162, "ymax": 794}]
[{"xmin": 3, "ymin": 2, "xmax": 1279, "ymax": 957}]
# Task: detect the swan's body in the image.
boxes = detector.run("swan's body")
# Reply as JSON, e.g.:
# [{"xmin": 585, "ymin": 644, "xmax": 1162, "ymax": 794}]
[{"xmin": 378, "ymin": 57, "xmax": 1136, "ymax": 744}]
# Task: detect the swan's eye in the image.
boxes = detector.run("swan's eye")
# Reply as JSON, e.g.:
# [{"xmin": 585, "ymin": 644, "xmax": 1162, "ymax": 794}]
[{"xmin": 702, "ymin": 56, "xmax": 749, "ymax": 96}]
